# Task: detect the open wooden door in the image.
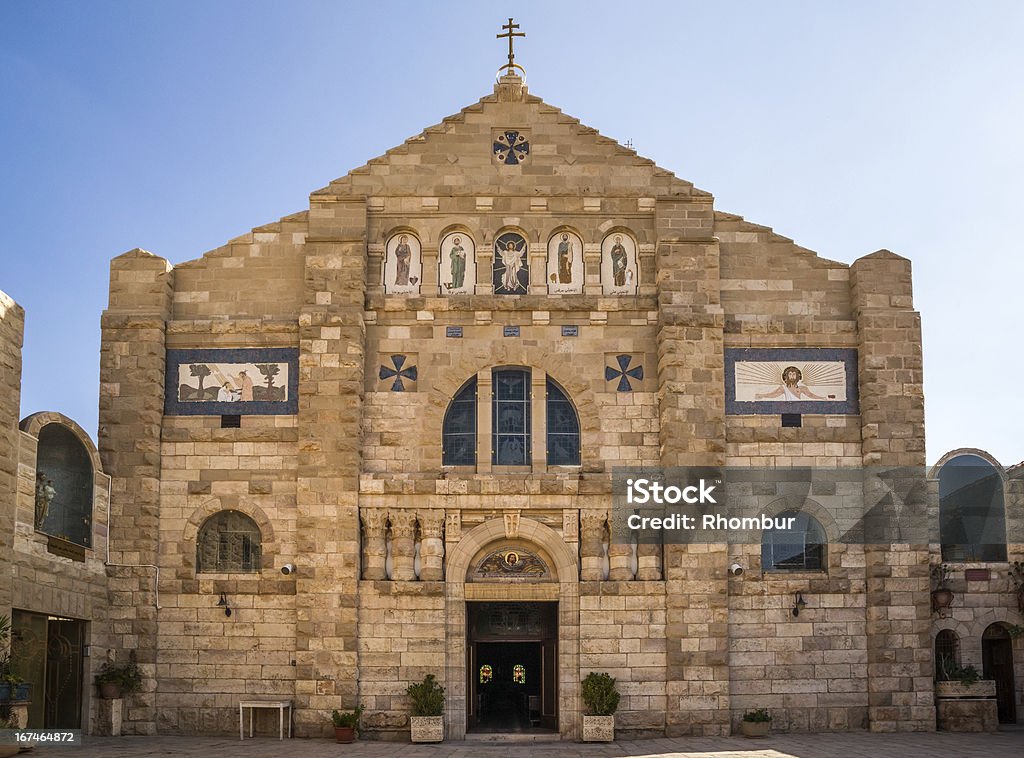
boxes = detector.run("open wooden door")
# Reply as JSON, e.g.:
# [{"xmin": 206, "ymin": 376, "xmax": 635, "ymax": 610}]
[
  {"xmin": 540, "ymin": 638, "xmax": 558, "ymax": 730},
  {"xmin": 982, "ymin": 624, "xmax": 1016, "ymax": 724}
]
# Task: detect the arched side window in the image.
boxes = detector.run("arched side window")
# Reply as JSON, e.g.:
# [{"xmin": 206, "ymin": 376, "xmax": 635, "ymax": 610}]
[
  {"xmin": 939, "ymin": 454, "xmax": 1007, "ymax": 562},
  {"xmin": 35, "ymin": 423, "xmax": 94, "ymax": 547},
  {"xmin": 197, "ymin": 510, "xmax": 262, "ymax": 573},
  {"xmin": 513, "ymin": 664, "xmax": 526, "ymax": 684},
  {"xmin": 443, "ymin": 377, "xmax": 477, "ymax": 466},
  {"xmin": 492, "ymin": 368, "xmax": 531, "ymax": 466},
  {"xmin": 935, "ymin": 629, "xmax": 959, "ymax": 680},
  {"xmin": 479, "ymin": 664, "xmax": 493, "ymax": 684},
  {"xmin": 546, "ymin": 378, "xmax": 580, "ymax": 465},
  {"xmin": 762, "ymin": 511, "xmax": 826, "ymax": 571}
]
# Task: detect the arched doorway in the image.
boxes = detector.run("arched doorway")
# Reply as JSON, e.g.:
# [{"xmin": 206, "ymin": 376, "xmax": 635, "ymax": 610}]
[
  {"xmin": 444, "ymin": 518, "xmax": 580, "ymax": 740},
  {"xmin": 982, "ymin": 624, "xmax": 1016, "ymax": 724}
]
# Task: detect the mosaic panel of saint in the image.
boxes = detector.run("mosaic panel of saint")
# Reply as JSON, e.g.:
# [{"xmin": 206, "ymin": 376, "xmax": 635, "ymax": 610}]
[
  {"xmin": 439, "ymin": 231, "xmax": 476, "ymax": 295},
  {"xmin": 600, "ymin": 231, "xmax": 638, "ymax": 295},
  {"xmin": 382, "ymin": 232, "xmax": 422, "ymax": 295},
  {"xmin": 493, "ymin": 231, "xmax": 529, "ymax": 295},
  {"xmin": 735, "ymin": 361, "xmax": 847, "ymax": 402},
  {"xmin": 546, "ymin": 230, "xmax": 583, "ymax": 294}
]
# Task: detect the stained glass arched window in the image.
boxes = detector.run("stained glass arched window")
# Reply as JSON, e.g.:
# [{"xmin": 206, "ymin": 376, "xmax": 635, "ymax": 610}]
[
  {"xmin": 443, "ymin": 377, "xmax": 477, "ymax": 465},
  {"xmin": 197, "ymin": 510, "xmax": 262, "ymax": 572},
  {"xmin": 546, "ymin": 378, "xmax": 580, "ymax": 465},
  {"xmin": 493, "ymin": 369, "xmax": 531, "ymax": 465},
  {"xmin": 513, "ymin": 664, "xmax": 525, "ymax": 684},
  {"xmin": 479, "ymin": 664, "xmax": 493, "ymax": 684}
]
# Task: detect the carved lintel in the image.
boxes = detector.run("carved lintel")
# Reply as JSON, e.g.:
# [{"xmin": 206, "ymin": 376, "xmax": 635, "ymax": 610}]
[{"xmin": 504, "ymin": 511, "xmax": 521, "ymax": 539}]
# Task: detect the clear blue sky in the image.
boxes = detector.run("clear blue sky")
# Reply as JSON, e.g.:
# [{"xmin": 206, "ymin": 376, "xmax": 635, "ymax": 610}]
[{"xmin": 1, "ymin": 1, "xmax": 1022, "ymax": 466}]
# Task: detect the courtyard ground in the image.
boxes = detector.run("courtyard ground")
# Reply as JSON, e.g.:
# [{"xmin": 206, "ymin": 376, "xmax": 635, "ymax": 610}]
[{"xmin": 34, "ymin": 729, "xmax": 1024, "ymax": 757}]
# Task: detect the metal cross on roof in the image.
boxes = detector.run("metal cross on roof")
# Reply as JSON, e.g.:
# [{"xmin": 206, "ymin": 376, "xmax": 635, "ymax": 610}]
[{"xmin": 497, "ymin": 17, "xmax": 526, "ymax": 76}]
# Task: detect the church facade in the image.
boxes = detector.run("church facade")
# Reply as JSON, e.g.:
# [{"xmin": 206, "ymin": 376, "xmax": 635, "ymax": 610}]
[{"xmin": 1, "ymin": 68, "xmax": 1022, "ymax": 740}]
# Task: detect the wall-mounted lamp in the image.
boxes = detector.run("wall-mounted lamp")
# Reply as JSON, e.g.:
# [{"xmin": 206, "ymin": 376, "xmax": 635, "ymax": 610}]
[
  {"xmin": 792, "ymin": 591, "xmax": 807, "ymax": 618},
  {"xmin": 217, "ymin": 593, "xmax": 232, "ymax": 617}
]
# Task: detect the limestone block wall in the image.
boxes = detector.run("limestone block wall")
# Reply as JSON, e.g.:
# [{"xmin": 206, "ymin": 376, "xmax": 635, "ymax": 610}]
[
  {"xmin": 99, "ymin": 249, "xmax": 174, "ymax": 734},
  {"xmin": 728, "ymin": 542, "xmax": 869, "ymax": 731},
  {"xmin": 170, "ymin": 213, "xmax": 308, "ymax": 320},
  {"xmin": 0, "ymin": 291, "xmax": 24, "ymax": 622},
  {"xmin": 356, "ymin": 581, "xmax": 446, "ymax": 740},
  {"xmin": 579, "ymin": 581, "xmax": 666, "ymax": 738},
  {"xmin": 154, "ymin": 414, "xmax": 298, "ymax": 734}
]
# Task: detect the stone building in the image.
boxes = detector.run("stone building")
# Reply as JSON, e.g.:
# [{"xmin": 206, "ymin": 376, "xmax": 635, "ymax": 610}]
[{"xmin": 2, "ymin": 63, "xmax": 1022, "ymax": 740}]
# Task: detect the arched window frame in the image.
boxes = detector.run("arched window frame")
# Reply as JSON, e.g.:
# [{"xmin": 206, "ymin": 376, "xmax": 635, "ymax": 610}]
[
  {"xmin": 442, "ymin": 377, "xmax": 478, "ymax": 466},
  {"xmin": 938, "ymin": 454, "xmax": 1007, "ymax": 562},
  {"xmin": 762, "ymin": 510, "xmax": 827, "ymax": 572},
  {"xmin": 196, "ymin": 510, "xmax": 263, "ymax": 573},
  {"xmin": 441, "ymin": 369, "xmax": 582, "ymax": 470},
  {"xmin": 545, "ymin": 377, "xmax": 580, "ymax": 466}
]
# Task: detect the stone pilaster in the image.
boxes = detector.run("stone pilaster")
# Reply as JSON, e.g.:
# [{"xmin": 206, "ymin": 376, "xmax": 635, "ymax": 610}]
[
  {"xmin": 361, "ymin": 509, "xmax": 388, "ymax": 580},
  {"xmin": 0, "ymin": 291, "xmax": 25, "ymax": 624},
  {"xmin": 417, "ymin": 509, "xmax": 445, "ymax": 581},
  {"xmin": 579, "ymin": 510, "xmax": 606, "ymax": 581},
  {"xmin": 656, "ymin": 197, "xmax": 730, "ymax": 736},
  {"xmin": 636, "ymin": 542, "xmax": 663, "ymax": 581},
  {"xmin": 851, "ymin": 250, "xmax": 932, "ymax": 732},
  {"xmin": 99, "ymin": 249, "xmax": 172, "ymax": 735},
  {"xmin": 390, "ymin": 510, "xmax": 418, "ymax": 581},
  {"xmin": 607, "ymin": 541, "xmax": 634, "ymax": 581},
  {"xmin": 294, "ymin": 197, "xmax": 366, "ymax": 736}
]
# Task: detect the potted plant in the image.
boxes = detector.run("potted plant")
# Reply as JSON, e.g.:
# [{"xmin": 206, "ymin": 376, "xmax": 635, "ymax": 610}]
[
  {"xmin": 406, "ymin": 674, "xmax": 445, "ymax": 743},
  {"xmin": 331, "ymin": 704, "xmax": 363, "ymax": 744},
  {"xmin": 581, "ymin": 672, "xmax": 619, "ymax": 742},
  {"xmin": 740, "ymin": 708, "xmax": 771, "ymax": 737},
  {"xmin": 935, "ymin": 662, "xmax": 996, "ymax": 698},
  {"xmin": 0, "ymin": 615, "xmax": 29, "ymax": 703},
  {"xmin": 94, "ymin": 657, "xmax": 142, "ymax": 700},
  {"xmin": 931, "ymin": 563, "xmax": 954, "ymax": 614},
  {"xmin": 0, "ymin": 712, "xmax": 20, "ymax": 758}
]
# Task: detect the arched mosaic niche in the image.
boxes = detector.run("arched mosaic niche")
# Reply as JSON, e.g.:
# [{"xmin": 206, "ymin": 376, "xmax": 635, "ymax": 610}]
[
  {"xmin": 34, "ymin": 423, "xmax": 94, "ymax": 547},
  {"xmin": 468, "ymin": 543, "xmax": 554, "ymax": 582}
]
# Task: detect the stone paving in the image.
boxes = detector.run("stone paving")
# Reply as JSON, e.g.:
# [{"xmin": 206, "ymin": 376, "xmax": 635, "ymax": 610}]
[{"xmin": 35, "ymin": 730, "xmax": 1024, "ymax": 758}]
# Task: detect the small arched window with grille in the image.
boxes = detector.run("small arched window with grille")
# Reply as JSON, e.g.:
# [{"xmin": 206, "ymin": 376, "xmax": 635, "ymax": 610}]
[
  {"xmin": 935, "ymin": 629, "xmax": 959, "ymax": 680},
  {"xmin": 761, "ymin": 511, "xmax": 826, "ymax": 571},
  {"xmin": 197, "ymin": 510, "xmax": 262, "ymax": 573}
]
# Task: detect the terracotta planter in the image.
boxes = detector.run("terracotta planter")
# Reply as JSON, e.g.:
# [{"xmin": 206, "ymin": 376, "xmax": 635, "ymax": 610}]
[
  {"xmin": 334, "ymin": 726, "xmax": 356, "ymax": 743},
  {"xmin": 582, "ymin": 715, "xmax": 614, "ymax": 742},
  {"xmin": 740, "ymin": 719, "xmax": 771, "ymax": 737},
  {"xmin": 99, "ymin": 681, "xmax": 122, "ymax": 700},
  {"xmin": 409, "ymin": 715, "xmax": 443, "ymax": 743},
  {"xmin": 931, "ymin": 588, "xmax": 954, "ymax": 612}
]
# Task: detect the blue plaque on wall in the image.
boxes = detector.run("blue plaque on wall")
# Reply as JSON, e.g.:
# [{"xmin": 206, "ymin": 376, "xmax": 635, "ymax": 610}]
[
  {"xmin": 503, "ymin": 326, "xmax": 521, "ymax": 337},
  {"xmin": 446, "ymin": 326, "xmax": 463, "ymax": 338}
]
